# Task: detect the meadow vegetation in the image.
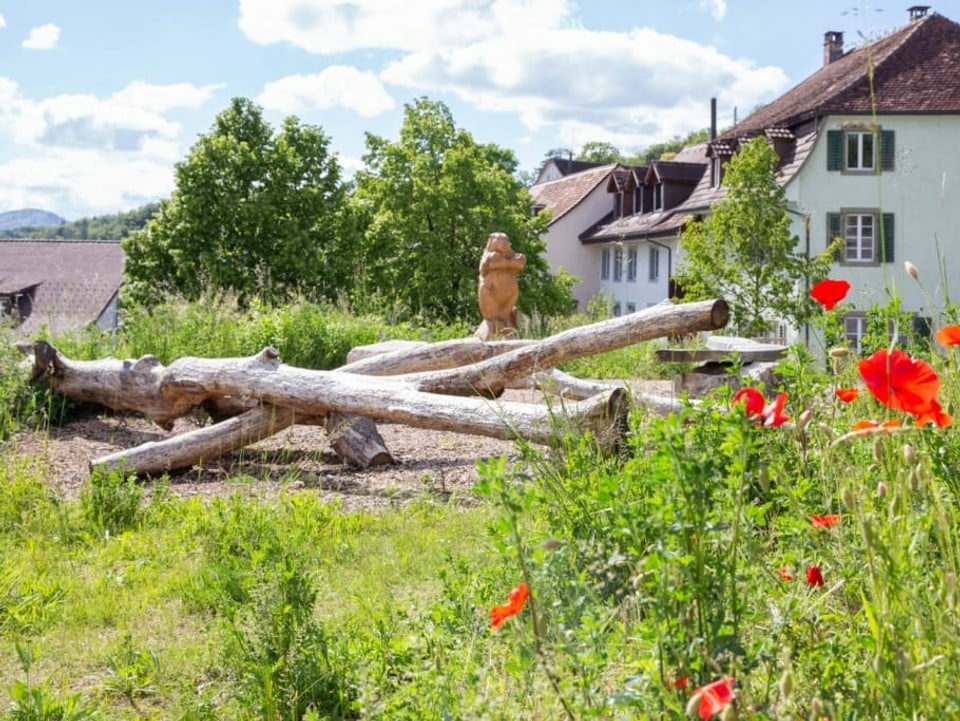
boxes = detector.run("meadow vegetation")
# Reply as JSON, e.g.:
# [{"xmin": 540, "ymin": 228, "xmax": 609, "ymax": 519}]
[{"xmin": 3, "ymin": 288, "xmax": 960, "ymax": 719}]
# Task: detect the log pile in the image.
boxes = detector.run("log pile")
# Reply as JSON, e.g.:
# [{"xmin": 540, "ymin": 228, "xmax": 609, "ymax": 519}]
[{"xmin": 15, "ymin": 298, "xmax": 728, "ymax": 477}]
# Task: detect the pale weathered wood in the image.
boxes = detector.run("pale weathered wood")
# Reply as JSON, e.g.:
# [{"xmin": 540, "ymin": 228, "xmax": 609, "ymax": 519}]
[
  {"xmin": 92, "ymin": 404, "xmax": 297, "ymax": 475},
  {"xmin": 18, "ymin": 297, "xmax": 727, "ymax": 475}
]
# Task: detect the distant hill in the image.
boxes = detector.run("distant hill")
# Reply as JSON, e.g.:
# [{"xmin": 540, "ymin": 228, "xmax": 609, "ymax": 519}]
[
  {"xmin": 0, "ymin": 202, "xmax": 160, "ymax": 240},
  {"xmin": 0, "ymin": 208, "xmax": 66, "ymax": 232}
]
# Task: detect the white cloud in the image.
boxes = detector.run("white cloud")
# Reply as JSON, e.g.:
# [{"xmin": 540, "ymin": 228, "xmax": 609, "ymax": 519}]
[
  {"xmin": 237, "ymin": 0, "xmax": 572, "ymax": 53},
  {"xmin": 381, "ymin": 26, "xmax": 787, "ymax": 152},
  {"xmin": 0, "ymin": 14, "xmax": 6, "ymax": 29},
  {"xmin": 700, "ymin": 0, "xmax": 727, "ymax": 21},
  {"xmin": 8, "ymin": 81, "xmax": 221, "ymax": 150},
  {"xmin": 0, "ymin": 150, "xmax": 175, "ymax": 219},
  {"xmin": 257, "ymin": 67, "xmax": 395, "ymax": 117},
  {"xmin": 22, "ymin": 23, "xmax": 61, "ymax": 50}
]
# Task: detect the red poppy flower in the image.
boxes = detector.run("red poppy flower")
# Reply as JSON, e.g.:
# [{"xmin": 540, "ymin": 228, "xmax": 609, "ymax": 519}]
[
  {"xmin": 732, "ymin": 388, "xmax": 789, "ymax": 426},
  {"xmin": 811, "ymin": 279, "xmax": 851, "ymax": 310},
  {"xmin": 858, "ymin": 349, "xmax": 941, "ymax": 417},
  {"xmin": 778, "ymin": 566, "xmax": 793, "ymax": 581},
  {"xmin": 762, "ymin": 392, "xmax": 790, "ymax": 427},
  {"xmin": 667, "ymin": 675, "xmax": 689, "ymax": 691},
  {"xmin": 913, "ymin": 399, "xmax": 953, "ymax": 428},
  {"xmin": 935, "ymin": 325, "xmax": 960, "ymax": 347},
  {"xmin": 811, "ymin": 514, "xmax": 840, "ymax": 528},
  {"xmin": 732, "ymin": 387, "xmax": 765, "ymax": 417},
  {"xmin": 692, "ymin": 677, "xmax": 735, "ymax": 719},
  {"xmin": 806, "ymin": 565, "xmax": 825, "ymax": 587},
  {"xmin": 835, "ymin": 388, "xmax": 860, "ymax": 403},
  {"xmin": 490, "ymin": 582, "xmax": 529, "ymax": 628}
]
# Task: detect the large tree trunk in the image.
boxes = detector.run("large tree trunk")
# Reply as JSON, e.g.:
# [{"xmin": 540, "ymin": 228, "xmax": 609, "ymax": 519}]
[{"xmin": 19, "ymin": 298, "xmax": 727, "ymax": 476}]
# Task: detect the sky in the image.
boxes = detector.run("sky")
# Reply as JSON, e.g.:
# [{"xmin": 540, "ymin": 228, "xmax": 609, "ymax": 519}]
[{"xmin": 0, "ymin": 0, "xmax": 921, "ymax": 221}]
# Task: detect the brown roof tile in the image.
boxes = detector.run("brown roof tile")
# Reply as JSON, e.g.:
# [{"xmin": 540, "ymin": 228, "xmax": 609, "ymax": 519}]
[
  {"xmin": 0, "ymin": 239, "xmax": 124, "ymax": 337},
  {"xmin": 530, "ymin": 163, "xmax": 617, "ymax": 224},
  {"xmin": 721, "ymin": 12, "xmax": 960, "ymax": 140}
]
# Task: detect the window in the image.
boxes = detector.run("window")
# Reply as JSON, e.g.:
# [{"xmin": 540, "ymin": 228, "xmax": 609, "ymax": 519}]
[
  {"xmin": 627, "ymin": 247, "xmax": 638, "ymax": 281},
  {"xmin": 612, "ymin": 302, "xmax": 622, "ymax": 317},
  {"xmin": 600, "ymin": 248, "xmax": 610, "ymax": 280},
  {"xmin": 844, "ymin": 314, "xmax": 868, "ymax": 353},
  {"xmin": 827, "ymin": 211, "xmax": 894, "ymax": 264},
  {"xmin": 846, "ymin": 131, "xmax": 875, "ymax": 171},
  {"xmin": 653, "ymin": 183, "xmax": 664, "ymax": 211},
  {"xmin": 613, "ymin": 193, "xmax": 622, "ymax": 218},
  {"xmin": 711, "ymin": 158, "xmax": 723, "ymax": 187},
  {"xmin": 649, "ymin": 246, "xmax": 660, "ymax": 281},
  {"xmin": 845, "ymin": 213, "xmax": 875, "ymax": 262},
  {"xmin": 826, "ymin": 128, "xmax": 895, "ymax": 173},
  {"xmin": 626, "ymin": 302, "xmax": 636, "ymax": 314},
  {"xmin": 613, "ymin": 247, "xmax": 624, "ymax": 282}
]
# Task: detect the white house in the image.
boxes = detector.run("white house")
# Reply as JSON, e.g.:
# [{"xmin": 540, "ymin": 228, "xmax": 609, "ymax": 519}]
[
  {"xmin": 529, "ymin": 162, "xmax": 617, "ymax": 310},
  {"xmin": 534, "ymin": 6, "xmax": 960, "ymax": 349}
]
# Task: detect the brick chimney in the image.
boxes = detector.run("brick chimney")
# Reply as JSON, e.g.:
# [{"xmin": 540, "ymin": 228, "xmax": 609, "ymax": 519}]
[{"xmin": 823, "ymin": 31, "xmax": 844, "ymax": 66}]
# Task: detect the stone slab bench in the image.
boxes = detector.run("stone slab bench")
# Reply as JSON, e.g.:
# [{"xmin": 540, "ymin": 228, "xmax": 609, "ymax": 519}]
[{"xmin": 656, "ymin": 336, "xmax": 788, "ymax": 396}]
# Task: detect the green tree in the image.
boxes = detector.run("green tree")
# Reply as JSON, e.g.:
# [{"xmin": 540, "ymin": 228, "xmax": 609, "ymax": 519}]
[
  {"xmin": 674, "ymin": 136, "xmax": 836, "ymax": 337},
  {"xmin": 122, "ymin": 98, "xmax": 349, "ymax": 307},
  {"xmin": 577, "ymin": 141, "xmax": 624, "ymax": 163},
  {"xmin": 627, "ymin": 127, "xmax": 712, "ymax": 165},
  {"xmin": 352, "ymin": 97, "xmax": 574, "ymax": 322}
]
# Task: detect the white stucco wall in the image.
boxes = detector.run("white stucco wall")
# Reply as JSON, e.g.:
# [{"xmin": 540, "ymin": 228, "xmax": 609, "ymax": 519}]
[
  {"xmin": 594, "ymin": 237, "xmax": 678, "ymax": 314},
  {"xmin": 541, "ymin": 187, "xmax": 615, "ymax": 309},
  {"xmin": 786, "ymin": 114, "xmax": 960, "ymax": 325}
]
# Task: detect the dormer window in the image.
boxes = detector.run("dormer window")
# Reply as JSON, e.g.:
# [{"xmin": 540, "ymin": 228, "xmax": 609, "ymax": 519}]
[
  {"xmin": 711, "ymin": 158, "xmax": 723, "ymax": 187},
  {"xmin": 653, "ymin": 183, "xmax": 664, "ymax": 211},
  {"xmin": 613, "ymin": 193, "xmax": 622, "ymax": 217}
]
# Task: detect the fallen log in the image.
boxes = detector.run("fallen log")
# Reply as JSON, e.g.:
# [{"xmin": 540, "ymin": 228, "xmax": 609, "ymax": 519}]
[{"xmin": 18, "ymin": 298, "xmax": 727, "ymax": 476}]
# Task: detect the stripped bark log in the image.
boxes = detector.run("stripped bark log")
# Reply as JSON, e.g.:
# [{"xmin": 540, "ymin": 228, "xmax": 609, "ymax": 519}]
[{"xmin": 18, "ymin": 298, "xmax": 727, "ymax": 476}]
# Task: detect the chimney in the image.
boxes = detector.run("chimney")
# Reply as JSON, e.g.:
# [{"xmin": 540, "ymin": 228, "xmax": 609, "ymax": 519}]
[
  {"xmin": 823, "ymin": 31, "xmax": 844, "ymax": 66},
  {"xmin": 710, "ymin": 97, "xmax": 717, "ymax": 141},
  {"xmin": 908, "ymin": 6, "xmax": 931, "ymax": 21}
]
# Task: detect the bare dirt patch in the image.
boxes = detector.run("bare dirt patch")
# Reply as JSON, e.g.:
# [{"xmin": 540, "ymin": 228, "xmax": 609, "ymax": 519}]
[{"xmin": 9, "ymin": 381, "xmax": 673, "ymax": 512}]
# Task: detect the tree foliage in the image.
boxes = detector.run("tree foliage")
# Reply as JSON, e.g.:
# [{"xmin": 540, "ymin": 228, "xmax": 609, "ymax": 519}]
[
  {"xmin": 352, "ymin": 97, "xmax": 574, "ymax": 322},
  {"xmin": 675, "ymin": 137, "xmax": 836, "ymax": 337},
  {"xmin": 576, "ymin": 141, "xmax": 624, "ymax": 163},
  {"xmin": 122, "ymin": 98, "xmax": 349, "ymax": 308}
]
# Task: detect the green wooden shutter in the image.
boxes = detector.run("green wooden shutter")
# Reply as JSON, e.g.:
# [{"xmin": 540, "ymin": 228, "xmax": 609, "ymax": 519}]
[
  {"xmin": 826, "ymin": 130, "xmax": 843, "ymax": 170},
  {"xmin": 882, "ymin": 213, "xmax": 895, "ymax": 263},
  {"xmin": 880, "ymin": 130, "xmax": 895, "ymax": 171},
  {"xmin": 827, "ymin": 212, "xmax": 843, "ymax": 260}
]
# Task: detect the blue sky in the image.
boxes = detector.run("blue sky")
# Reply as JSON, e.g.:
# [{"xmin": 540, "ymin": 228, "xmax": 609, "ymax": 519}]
[{"xmin": 0, "ymin": 0, "xmax": 914, "ymax": 220}]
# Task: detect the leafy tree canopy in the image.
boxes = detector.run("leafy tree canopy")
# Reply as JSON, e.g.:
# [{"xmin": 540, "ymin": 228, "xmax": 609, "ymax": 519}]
[
  {"xmin": 674, "ymin": 136, "xmax": 836, "ymax": 337},
  {"xmin": 122, "ymin": 97, "xmax": 349, "ymax": 308},
  {"xmin": 576, "ymin": 141, "xmax": 624, "ymax": 163},
  {"xmin": 352, "ymin": 97, "xmax": 575, "ymax": 323}
]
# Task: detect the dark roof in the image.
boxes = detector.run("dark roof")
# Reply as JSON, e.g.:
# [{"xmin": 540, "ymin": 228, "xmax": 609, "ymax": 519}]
[
  {"xmin": 646, "ymin": 161, "xmax": 707, "ymax": 185},
  {"xmin": 721, "ymin": 12, "xmax": 960, "ymax": 140},
  {"xmin": 538, "ymin": 158, "xmax": 611, "ymax": 178},
  {"xmin": 530, "ymin": 163, "xmax": 617, "ymax": 225},
  {"xmin": 0, "ymin": 239, "xmax": 124, "ymax": 336}
]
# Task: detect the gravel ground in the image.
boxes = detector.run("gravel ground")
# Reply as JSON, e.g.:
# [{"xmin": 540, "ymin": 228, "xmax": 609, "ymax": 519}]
[{"xmin": 9, "ymin": 381, "xmax": 673, "ymax": 512}]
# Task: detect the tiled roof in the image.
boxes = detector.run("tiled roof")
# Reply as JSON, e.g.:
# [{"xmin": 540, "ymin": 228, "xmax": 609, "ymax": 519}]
[
  {"xmin": 721, "ymin": 12, "xmax": 960, "ymax": 140},
  {"xmin": 530, "ymin": 163, "xmax": 617, "ymax": 224},
  {"xmin": 646, "ymin": 160, "xmax": 707, "ymax": 184},
  {"xmin": 0, "ymin": 239, "xmax": 124, "ymax": 337}
]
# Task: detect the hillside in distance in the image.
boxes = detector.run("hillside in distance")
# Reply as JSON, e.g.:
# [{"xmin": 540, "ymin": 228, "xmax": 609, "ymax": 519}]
[
  {"xmin": 0, "ymin": 208, "xmax": 65, "ymax": 232},
  {"xmin": 0, "ymin": 203, "xmax": 160, "ymax": 240}
]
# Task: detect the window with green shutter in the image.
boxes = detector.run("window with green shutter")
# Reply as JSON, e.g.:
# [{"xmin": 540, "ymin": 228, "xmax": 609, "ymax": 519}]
[
  {"xmin": 827, "ymin": 210, "xmax": 894, "ymax": 264},
  {"xmin": 825, "ymin": 128, "xmax": 895, "ymax": 173}
]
